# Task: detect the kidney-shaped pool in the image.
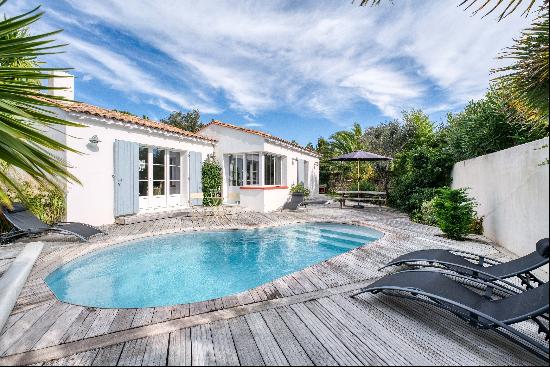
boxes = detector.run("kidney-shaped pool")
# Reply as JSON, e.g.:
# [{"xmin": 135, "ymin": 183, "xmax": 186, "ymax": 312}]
[{"xmin": 45, "ymin": 222, "xmax": 383, "ymax": 308}]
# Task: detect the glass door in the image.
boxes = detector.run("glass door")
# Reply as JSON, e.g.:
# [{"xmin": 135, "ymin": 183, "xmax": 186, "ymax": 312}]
[
  {"xmin": 167, "ymin": 151, "xmax": 182, "ymax": 206},
  {"xmin": 138, "ymin": 146, "xmax": 184, "ymax": 210},
  {"xmin": 150, "ymin": 148, "xmax": 166, "ymax": 208},
  {"xmin": 138, "ymin": 146, "xmax": 150, "ymax": 210}
]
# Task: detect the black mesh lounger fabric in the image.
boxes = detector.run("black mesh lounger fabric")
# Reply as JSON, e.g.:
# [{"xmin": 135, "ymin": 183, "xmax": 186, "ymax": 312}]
[
  {"xmin": 1, "ymin": 203, "xmax": 50, "ymax": 233},
  {"xmin": 386, "ymin": 244, "xmax": 549, "ymax": 280},
  {"xmin": 364, "ymin": 271, "xmax": 549, "ymax": 325},
  {"xmin": 53, "ymin": 222, "xmax": 103, "ymax": 240}
]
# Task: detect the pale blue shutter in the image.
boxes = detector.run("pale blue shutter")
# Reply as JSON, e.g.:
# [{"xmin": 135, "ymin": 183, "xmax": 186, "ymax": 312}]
[
  {"xmin": 189, "ymin": 151, "xmax": 203, "ymax": 205},
  {"xmin": 114, "ymin": 140, "xmax": 139, "ymax": 216},
  {"xmin": 297, "ymin": 159, "xmax": 305, "ymax": 185}
]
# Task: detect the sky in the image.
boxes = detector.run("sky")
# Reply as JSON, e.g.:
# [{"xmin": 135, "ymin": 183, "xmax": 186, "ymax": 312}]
[{"xmin": 3, "ymin": 0, "xmax": 534, "ymax": 145}]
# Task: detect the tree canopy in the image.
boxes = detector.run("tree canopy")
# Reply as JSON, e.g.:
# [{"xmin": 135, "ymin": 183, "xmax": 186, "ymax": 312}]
[{"xmin": 160, "ymin": 109, "xmax": 204, "ymax": 133}]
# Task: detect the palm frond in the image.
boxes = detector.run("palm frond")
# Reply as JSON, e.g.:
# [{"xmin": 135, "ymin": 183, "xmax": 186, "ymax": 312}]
[
  {"xmin": 359, "ymin": 0, "xmax": 543, "ymax": 20},
  {"xmin": 492, "ymin": 2, "xmax": 549, "ymax": 124},
  {"xmin": 0, "ymin": 0, "xmax": 82, "ymax": 208}
]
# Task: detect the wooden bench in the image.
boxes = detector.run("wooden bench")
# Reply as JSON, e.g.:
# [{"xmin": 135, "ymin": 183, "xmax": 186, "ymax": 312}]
[{"xmin": 336, "ymin": 191, "xmax": 387, "ymax": 208}]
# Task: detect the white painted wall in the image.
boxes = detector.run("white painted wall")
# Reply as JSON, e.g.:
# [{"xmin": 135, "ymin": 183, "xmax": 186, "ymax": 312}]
[
  {"xmin": 200, "ymin": 124, "xmax": 320, "ymax": 212},
  {"xmin": 58, "ymin": 110, "xmax": 214, "ymax": 226},
  {"xmin": 452, "ymin": 138, "xmax": 549, "ymax": 256},
  {"xmin": 47, "ymin": 71, "xmax": 74, "ymax": 100}
]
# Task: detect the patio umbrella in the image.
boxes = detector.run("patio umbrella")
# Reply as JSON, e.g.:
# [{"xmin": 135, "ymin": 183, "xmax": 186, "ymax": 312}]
[{"xmin": 329, "ymin": 150, "xmax": 392, "ymax": 192}]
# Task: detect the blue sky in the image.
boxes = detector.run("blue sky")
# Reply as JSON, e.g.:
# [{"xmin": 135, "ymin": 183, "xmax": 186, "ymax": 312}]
[{"xmin": 4, "ymin": 0, "xmax": 533, "ymax": 145}]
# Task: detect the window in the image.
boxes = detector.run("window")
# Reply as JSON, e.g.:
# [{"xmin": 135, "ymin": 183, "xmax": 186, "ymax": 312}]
[
  {"xmin": 169, "ymin": 151, "xmax": 181, "ymax": 195},
  {"xmin": 152, "ymin": 148, "xmax": 165, "ymax": 195},
  {"xmin": 297, "ymin": 159, "xmax": 305, "ymax": 184},
  {"xmin": 228, "ymin": 154, "xmax": 244, "ymax": 186},
  {"xmin": 303, "ymin": 160, "xmax": 309, "ymax": 187},
  {"xmin": 264, "ymin": 154, "xmax": 281, "ymax": 185},
  {"xmin": 245, "ymin": 153, "xmax": 259, "ymax": 185},
  {"xmin": 138, "ymin": 146, "xmax": 149, "ymax": 196}
]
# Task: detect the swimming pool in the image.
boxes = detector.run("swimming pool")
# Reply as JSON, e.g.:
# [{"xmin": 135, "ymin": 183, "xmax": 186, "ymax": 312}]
[{"xmin": 45, "ymin": 223, "xmax": 382, "ymax": 308}]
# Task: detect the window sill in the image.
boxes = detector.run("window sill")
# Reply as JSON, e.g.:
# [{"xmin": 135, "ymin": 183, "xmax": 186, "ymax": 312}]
[{"xmin": 240, "ymin": 185, "xmax": 289, "ymax": 190}]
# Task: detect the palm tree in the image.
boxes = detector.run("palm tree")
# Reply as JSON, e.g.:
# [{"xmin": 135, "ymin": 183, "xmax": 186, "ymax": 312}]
[
  {"xmin": 0, "ymin": 0, "xmax": 81, "ymax": 207},
  {"xmin": 493, "ymin": 1, "xmax": 549, "ymax": 125},
  {"xmin": 359, "ymin": 0, "xmax": 541, "ymax": 20}
]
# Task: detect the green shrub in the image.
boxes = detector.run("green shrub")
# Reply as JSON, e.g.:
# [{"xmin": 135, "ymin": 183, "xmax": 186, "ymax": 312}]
[
  {"xmin": 201, "ymin": 156, "xmax": 223, "ymax": 207},
  {"xmin": 0, "ymin": 182, "xmax": 65, "ymax": 233},
  {"xmin": 358, "ymin": 179, "xmax": 377, "ymax": 191},
  {"xmin": 432, "ymin": 187, "xmax": 478, "ymax": 240},
  {"xmin": 290, "ymin": 183, "xmax": 310, "ymax": 197},
  {"xmin": 389, "ymin": 138, "xmax": 453, "ymax": 214},
  {"xmin": 470, "ymin": 215, "xmax": 484, "ymax": 235},
  {"xmin": 412, "ymin": 198, "xmax": 438, "ymax": 226}
]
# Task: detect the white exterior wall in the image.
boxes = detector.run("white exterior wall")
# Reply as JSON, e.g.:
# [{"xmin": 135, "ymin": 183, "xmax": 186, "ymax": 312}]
[
  {"xmin": 451, "ymin": 138, "xmax": 549, "ymax": 257},
  {"xmin": 200, "ymin": 125, "xmax": 320, "ymax": 212},
  {"xmin": 58, "ymin": 110, "xmax": 214, "ymax": 226}
]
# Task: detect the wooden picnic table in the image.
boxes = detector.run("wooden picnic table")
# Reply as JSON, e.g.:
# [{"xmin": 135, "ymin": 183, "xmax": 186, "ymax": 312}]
[{"xmin": 335, "ymin": 190, "xmax": 387, "ymax": 208}]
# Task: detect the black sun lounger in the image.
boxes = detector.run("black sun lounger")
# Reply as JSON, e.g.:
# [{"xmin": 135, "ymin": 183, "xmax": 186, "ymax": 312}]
[
  {"xmin": 1, "ymin": 203, "xmax": 104, "ymax": 243},
  {"xmin": 351, "ymin": 270, "xmax": 550, "ymax": 360},
  {"xmin": 381, "ymin": 238, "xmax": 549, "ymax": 287}
]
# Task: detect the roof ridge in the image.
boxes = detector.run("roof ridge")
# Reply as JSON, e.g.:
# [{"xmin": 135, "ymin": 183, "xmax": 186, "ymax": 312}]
[
  {"xmin": 46, "ymin": 98, "xmax": 216, "ymax": 143},
  {"xmin": 202, "ymin": 120, "xmax": 319, "ymax": 156}
]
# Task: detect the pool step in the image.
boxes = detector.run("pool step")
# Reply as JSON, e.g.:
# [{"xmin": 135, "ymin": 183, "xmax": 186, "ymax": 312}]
[
  {"xmin": 291, "ymin": 229, "xmax": 365, "ymax": 249},
  {"xmin": 317, "ymin": 227, "xmax": 380, "ymax": 243}
]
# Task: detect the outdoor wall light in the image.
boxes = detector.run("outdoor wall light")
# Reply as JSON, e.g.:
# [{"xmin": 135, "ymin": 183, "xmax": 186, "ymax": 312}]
[
  {"xmin": 87, "ymin": 134, "xmax": 101, "ymax": 152},
  {"xmin": 89, "ymin": 135, "xmax": 101, "ymax": 146}
]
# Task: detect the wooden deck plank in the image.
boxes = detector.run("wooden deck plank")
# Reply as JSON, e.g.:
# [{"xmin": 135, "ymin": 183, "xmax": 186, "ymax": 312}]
[
  {"xmin": 275, "ymin": 306, "xmax": 337, "ymax": 366},
  {"xmin": 227, "ymin": 318, "xmax": 265, "ymax": 366},
  {"xmin": 34, "ymin": 306, "xmax": 85, "ymax": 350},
  {"xmin": 117, "ymin": 338, "xmax": 147, "ymax": 366},
  {"xmin": 62, "ymin": 310, "xmax": 100, "ymax": 344},
  {"xmin": 289, "ymin": 303, "xmax": 361, "ymax": 365},
  {"xmin": 131, "ymin": 308, "xmax": 154, "ymax": 328},
  {"xmin": 245, "ymin": 313, "xmax": 288, "ymax": 366},
  {"xmin": 108, "ymin": 309, "xmax": 137, "ymax": 334},
  {"xmin": 210, "ymin": 320, "xmax": 239, "ymax": 366},
  {"xmin": 142, "ymin": 334, "xmax": 169, "ymax": 366},
  {"xmin": 91, "ymin": 343, "xmax": 123, "ymax": 366},
  {"xmin": 260, "ymin": 309, "xmax": 313, "ymax": 366},
  {"xmin": 85, "ymin": 309, "xmax": 119, "ymax": 338},
  {"xmin": 191, "ymin": 324, "xmax": 216, "ymax": 366},
  {"xmin": 315, "ymin": 297, "xmax": 423, "ymax": 365},
  {"xmin": 3, "ymin": 303, "xmax": 71, "ymax": 355},
  {"xmin": 44, "ymin": 350, "xmax": 98, "ymax": 366},
  {"xmin": 0, "ymin": 302, "xmax": 54, "ymax": 356},
  {"xmin": 167, "ymin": 329, "xmax": 191, "ymax": 366},
  {"xmin": 305, "ymin": 299, "xmax": 404, "ymax": 365}
]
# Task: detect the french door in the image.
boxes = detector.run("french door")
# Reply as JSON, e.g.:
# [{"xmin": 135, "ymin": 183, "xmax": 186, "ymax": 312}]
[{"xmin": 138, "ymin": 146, "xmax": 182, "ymax": 210}]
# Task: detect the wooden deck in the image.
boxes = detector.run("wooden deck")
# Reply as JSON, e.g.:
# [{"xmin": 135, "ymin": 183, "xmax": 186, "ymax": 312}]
[{"xmin": 0, "ymin": 204, "xmax": 548, "ymax": 366}]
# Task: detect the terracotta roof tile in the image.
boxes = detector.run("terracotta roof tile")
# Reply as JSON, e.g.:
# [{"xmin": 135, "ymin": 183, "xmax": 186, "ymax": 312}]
[
  {"xmin": 49, "ymin": 99, "xmax": 216, "ymax": 143},
  {"xmin": 200, "ymin": 120, "xmax": 319, "ymax": 157}
]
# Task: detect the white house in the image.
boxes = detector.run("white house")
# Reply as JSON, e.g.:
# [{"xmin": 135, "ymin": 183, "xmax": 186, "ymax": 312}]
[{"xmin": 45, "ymin": 75, "xmax": 319, "ymax": 225}]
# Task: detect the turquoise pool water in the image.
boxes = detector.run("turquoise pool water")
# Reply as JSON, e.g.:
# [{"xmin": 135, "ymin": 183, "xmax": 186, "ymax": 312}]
[{"xmin": 45, "ymin": 223, "xmax": 382, "ymax": 308}]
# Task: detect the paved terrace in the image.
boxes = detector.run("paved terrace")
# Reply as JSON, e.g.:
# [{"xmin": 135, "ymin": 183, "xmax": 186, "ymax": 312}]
[{"xmin": 0, "ymin": 204, "xmax": 548, "ymax": 366}]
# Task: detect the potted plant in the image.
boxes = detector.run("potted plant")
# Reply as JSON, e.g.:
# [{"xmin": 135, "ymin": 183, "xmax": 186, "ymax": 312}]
[{"xmin": 290, "ymin": 183, "xmax": 310, "ymax": 199}]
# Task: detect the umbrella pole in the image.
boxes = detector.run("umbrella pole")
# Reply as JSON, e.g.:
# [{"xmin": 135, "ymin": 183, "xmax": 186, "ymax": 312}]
[{"xmin": 357, "ymin": 161, "xmax": 360, "ymax": 192}]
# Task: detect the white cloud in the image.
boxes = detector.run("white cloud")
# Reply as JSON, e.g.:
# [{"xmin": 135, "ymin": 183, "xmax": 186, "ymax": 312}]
[
  {"xmin": 243, "ymin": 122, "xmax": 264, "ymax": 128},
  {"xmin": 52, "ymin": 35, "xmax": 221, "ymax": 114},
  {"xmin": 55, "ymin": 0, "xmax": 532, "ymax": 121}
]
